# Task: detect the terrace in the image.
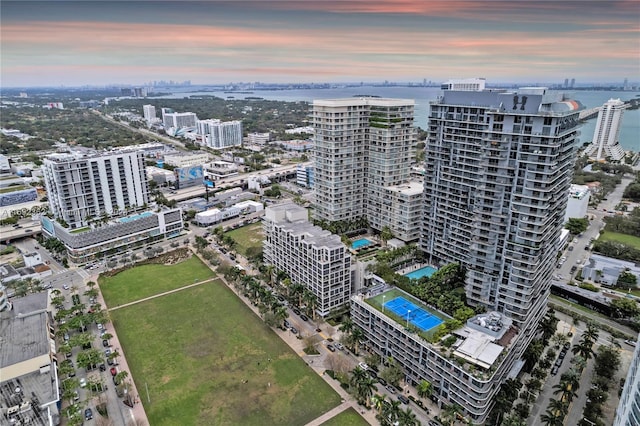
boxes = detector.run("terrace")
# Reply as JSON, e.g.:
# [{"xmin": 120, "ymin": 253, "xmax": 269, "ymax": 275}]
[{"xmin": 360, "ymin": 287, "xmax": 517, "ymax": 377}]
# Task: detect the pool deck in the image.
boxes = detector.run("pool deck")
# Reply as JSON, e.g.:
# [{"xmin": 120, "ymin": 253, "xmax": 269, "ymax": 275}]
[{"xmin": 397, "ymin": 263, "xmax": 431, "ymax": 275}]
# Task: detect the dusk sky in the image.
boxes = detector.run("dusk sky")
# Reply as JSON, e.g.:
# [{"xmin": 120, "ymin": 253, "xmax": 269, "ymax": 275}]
[{"xmin": 1, "ymin": 0, "xmax": 639, "ymax": 87}]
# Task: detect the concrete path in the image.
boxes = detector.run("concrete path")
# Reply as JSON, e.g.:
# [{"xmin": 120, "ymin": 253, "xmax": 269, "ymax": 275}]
[
  {"xmin": 108, "ymin": 278, "xmax": 215, "ymax": 311},
  {"xmin": 91, "ymin": 273, "xmax": 150, "ymax": 426},
  {"xmin": 305, "ymin": 401, "xmax": 351, "ymax": 426}
]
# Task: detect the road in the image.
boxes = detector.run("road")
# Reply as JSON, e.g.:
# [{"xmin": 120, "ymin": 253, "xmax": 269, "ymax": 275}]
[
  {"xmin": 554, "ymin": 174, "xmax": 635, "ymax": 283},
  {"xmin": 527, "ymin": 310, "xmax": 634, "ymax": 426}
]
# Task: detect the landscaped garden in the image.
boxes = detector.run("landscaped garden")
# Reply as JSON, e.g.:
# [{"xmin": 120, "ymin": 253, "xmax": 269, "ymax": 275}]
[{"xmin": 99, "ymin": 256, "xmax": 216, "ymax": 307}]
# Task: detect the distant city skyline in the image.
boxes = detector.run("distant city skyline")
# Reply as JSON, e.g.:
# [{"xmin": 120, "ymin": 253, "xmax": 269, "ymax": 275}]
[{"xmin": 1, "ymin": 1, "xmax": 639, "ymax": 88}]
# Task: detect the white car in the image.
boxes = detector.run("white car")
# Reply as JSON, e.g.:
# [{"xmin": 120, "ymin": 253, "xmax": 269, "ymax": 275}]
[
  {"xmin": 358, "ymin": 362, "xmax": 369, "ymax": 371},
  {"xmin": 79, "ymin": 378, "xmax": 87, "ymax": 388},
  {"xmin": 63, "ymin": 285, "xmax": 70, "ymax": 290},
  {"xmin": 97, "ymin": 323, "xmax": 104, "ymax": 331}
]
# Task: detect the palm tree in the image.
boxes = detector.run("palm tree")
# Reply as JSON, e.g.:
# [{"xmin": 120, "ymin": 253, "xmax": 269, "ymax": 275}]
[
  {"xmin": 540, "ymin": 408, "xmax": 564, "ymax": 426},
  {"xmin": 398, "ymin": 407, "xmax": 418, "ymax": 426},
  {"xmin": 548, "ymin": 399, "xmax": 568, "ymax": 418},
  {"xmin": 350, "ymin": 366, "xmax": 368, "ymax": 390},
  {"xmin": 383, "ymin": 400, "xmax": 402, "ymax": 426},
  {"xmin": 339, "ymin": 316, "xmax": 354, "ymax": 336},
  {"xmin": 372, "ymin": 393, "xmax": 387, "ymax": 415},
  {"xmin": 357, "ymin": 376, "xmax": 377, "ymax": 407},
  {"xmin": 274, "ymin": 306, "xmax": 288, "ymax": 327},
  {"xmin": 114, "ymin": 370, "xmax": 129, "ymax": 385},
  {"xmin": 571, "ymin": 339, "xmax": 595, "ymax": 361},
  {"xmin": 351, "ymin": 327, "xmax": 365, "ymax": 355},
  {"xmin": 380, "ymin": 226, "xmax": 394, "ymax": 247},
  {"xmin": 583, "ymin": 322, "xmax": 600, "ymax": 344},
  {"xmin": 417, "ymin": 379, "xmax": 433, "ymax": 399},
  {"xmin": 440, "ymin": 403, "xmax": 461, "ymax": 426},
  {"xmin": 523, "ymin": 340, "xmax": 544, "ymax": 371},
  {"xmin": 302, "ymin": 289, "xmax": 317, "ymax": 320},
  {"xmin": 553, "ymin": 379, "xmax": 578, "ymax": 403}
]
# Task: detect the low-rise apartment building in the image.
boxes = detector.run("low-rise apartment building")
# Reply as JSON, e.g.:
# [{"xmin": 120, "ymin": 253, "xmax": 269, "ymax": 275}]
[
  {"xmin": 40, "ymin": 208, "xmax": 183, "ymax": 264},
  {"xmin": 263, "ymin": 203, "xmax": 352, "ymax": 317},
  {"xmin": 351, "ymin": 288, "xmax": 522, "ymax": 424}
]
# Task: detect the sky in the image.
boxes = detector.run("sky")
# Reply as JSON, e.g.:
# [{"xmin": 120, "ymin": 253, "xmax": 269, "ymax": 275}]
[{"xmin": 1, "ymin": 0, "xmax": 639, "ymax": 87}]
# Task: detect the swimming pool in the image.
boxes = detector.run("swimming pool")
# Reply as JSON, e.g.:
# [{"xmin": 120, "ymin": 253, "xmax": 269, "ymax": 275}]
[
  {"xmin": 383, "ymin": 296, "xmax": 443, "ymax": 332},
  {"xmin": 405, "ymin": 266, "xmax": 438, "ymax": 280},
  {"xmin": 118, "ymin": 212, "xmax": 154, "ymax": 223},
  {"xmin": 352, "ymin": 238, "xmax": 374, "ymax": 249}
]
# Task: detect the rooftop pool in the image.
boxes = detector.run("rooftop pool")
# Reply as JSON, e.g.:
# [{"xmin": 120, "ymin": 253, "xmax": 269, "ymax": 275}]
[
  {"xmin": 352, "ymin": 238, "xmax": 374, "ymax": 250},
  {"xmin": 118, "ymin": 211, "xmax": 154, "ymax": 223},
  {"xmin": 404, "ymin": 266, "xmax": 438, "ymax": 280}
]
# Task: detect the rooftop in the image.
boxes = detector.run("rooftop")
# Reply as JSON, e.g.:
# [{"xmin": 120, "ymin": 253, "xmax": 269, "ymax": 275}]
[
  {"xmin": 0, "ymin": 310, "xmax": 49, "ymax": 367},
  {"xmin": 385, "ymin": 180, "xmax": 424, "ymax": 196},
  {"xmin": 313, "ymin": 98, "xmax": 415, "ymax": 107}
]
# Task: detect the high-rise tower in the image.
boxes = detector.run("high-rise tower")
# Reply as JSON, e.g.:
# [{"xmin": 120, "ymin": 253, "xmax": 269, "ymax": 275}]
[
  {"xmin": 421, "ymin": 81, "xmax": 583, "ymax": 336},
  {"xmin": 312, "ymin": 98, "xmax": 422, "ymax": 241},
  {"xmin": 585, "ymin": 98, "xmax": 626, "ymax": 161},
  {"xmin": 42, "ymin": 150, "xmax": 150, "ymax": 229}
]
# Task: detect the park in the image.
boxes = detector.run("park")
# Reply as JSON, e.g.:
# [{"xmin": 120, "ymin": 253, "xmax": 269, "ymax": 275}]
[{"xmin": 100, "ymin": 255, "xmax": 341, "ymax": 425}]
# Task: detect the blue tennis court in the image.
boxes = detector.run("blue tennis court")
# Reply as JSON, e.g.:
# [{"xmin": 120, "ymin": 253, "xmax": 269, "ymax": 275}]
[{"xmin": 383, "ymin": 296, "xmax": 443, "ymax": 332}]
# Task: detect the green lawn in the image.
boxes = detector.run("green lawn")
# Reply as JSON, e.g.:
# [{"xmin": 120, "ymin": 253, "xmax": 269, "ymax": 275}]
[
  {"xmin": 111, "ymin": 282, "xmax": 341, "ymax": 426},
  {"xmin": 99, "ymin": 256, "xmax": 216, "ymax": 307},
  {"xmin": 225, "ymin": 222, "xmax": 264, "ymax": 256},
  {"xmin": 599, "ymin": 231, "xmax": 640, "ymax": 250},
  {"xmin": 320, "ymin": 408, "xmax": 369, "ymax": 426}
]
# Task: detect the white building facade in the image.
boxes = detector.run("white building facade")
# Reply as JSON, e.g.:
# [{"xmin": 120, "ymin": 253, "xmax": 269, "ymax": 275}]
[
  {"xmin": 143, "ymin": 104, "xmax": 156, "ymax": 123},
  {"xmin": 163, "ymin": 111, "xmax": 198, "ymax": 130},
  {"xmin": 585, "ymin": 98, "xmax": 627, "ymax": 161},
  {"xmin": 312, "ymin": 98, "xmax": 422, "ymax": 241},
  {"xmin": 163, "ymin": 152, "xmax": 210, "ymax": 168},
  {"xmin": 564, "ymin": 184, "xmax": 591, "ymax": 222},
  {"xmin": 614, "ymin": 332, "xmax": 640, "ymax": 426},
  {"xmin": 196, "ymin": 119, "xmax": 243, "ymax": 149},
  {"xmin": 42, "ymin": 150, "xmax": 150, "ymax": 228},
  {"xmin": 263, "ymin": 203, "xmax": 352, "ymax": 317}
]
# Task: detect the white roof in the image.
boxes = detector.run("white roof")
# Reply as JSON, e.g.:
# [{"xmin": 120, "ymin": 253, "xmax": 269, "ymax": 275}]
[
  {"xmin": 195, "ymin": 208, "xmax": 221, "ymax": 218},
  {"xmin": 453, "ymin": 331, "xmax": 503, "ymax": 369}
]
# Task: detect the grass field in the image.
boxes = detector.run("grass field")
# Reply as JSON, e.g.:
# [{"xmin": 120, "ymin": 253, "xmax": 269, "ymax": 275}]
[
  {"xmin": 99, "ymin": 256, "xmax": 216, "ymax": 307},
  {"xmin": 110, "ymin": 282, "xmax": 341, "ymax": 425},
  {"xmin": 225, "ymin": 222, "xmax": 264, "ymax": 256},
  {"xmin": 599, "ymin": 231, "xmax": 640, "ymax": 250},
  {"xmin": 320, "ymin": 408, "xmax": 369, "ymax": 426}
]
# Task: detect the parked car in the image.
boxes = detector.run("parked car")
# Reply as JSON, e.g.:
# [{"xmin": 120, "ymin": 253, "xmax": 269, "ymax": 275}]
[
  {"xmin": 110, "ymin": 367, "xmax": 118, "ymax": 376},
  {"xmin": 79, "ymin": 378, "xmax": 87, "ymax": 388},
  {"xmin": 385, "ymin": 384, "xmax": 397, "ymax": 394},
  {"xmin": 102, "ymin": 339, "xmax": 109, "ymax": 347},
  {"xmin": 300, "ymin": 314, "xmax": 309, "ymax": 322},
  {"xmin": 358, "ymin": 362, "xmax": 369, "ymax": 371},
  {"xmin": 85, "ymin": 408, "xmax": 93, "ymax": 420},
  {"xmin": 334, "ymin": 343, "xmax": 344, "ymax": 351},
  {"xmin": 326, "ymin": 344, "xmax": 336, "ymax": 352},
  {"xmin": 290, "ymin": 327, "xmax": 298, "ymax": 335},
  {"xmin": 398, "ymin": 394, "xmax": 410, "ymax": 404}
]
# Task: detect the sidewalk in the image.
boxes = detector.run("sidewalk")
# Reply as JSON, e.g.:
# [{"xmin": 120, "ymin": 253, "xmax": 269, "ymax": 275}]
[{"xmin": 92, "ymin": 273, "xmax": 150, "ymax": 426}]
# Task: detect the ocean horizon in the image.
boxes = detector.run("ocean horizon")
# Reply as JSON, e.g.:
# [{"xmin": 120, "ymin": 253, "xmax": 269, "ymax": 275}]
[{"xmin": 159, "ymin": 85, "xmax": 639, "ymax": 152}]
